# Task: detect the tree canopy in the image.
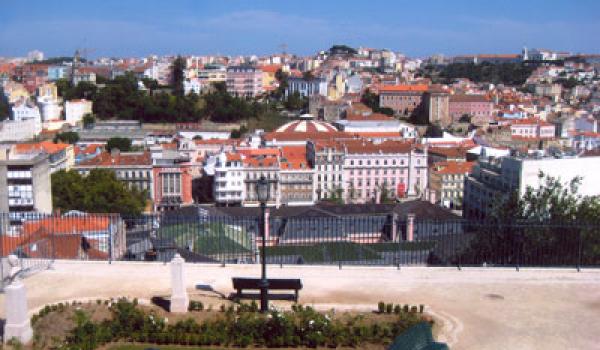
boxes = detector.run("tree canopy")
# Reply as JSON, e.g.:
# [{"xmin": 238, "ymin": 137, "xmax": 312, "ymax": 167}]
[
  {"xmin": 171, "ymin": 55, "xmax": 185, "ymax": 97},
  {"xmin": 54, "ymin": 131, "xmax": 80, "ymax": 144},
  {"xmin": 461, "ymin": 173, "xmax": 600, "ymax": 266},
  {"xmin": 425, "ymin": 62, "xmax": 536, "ymax": 85},
  {"xmin": 51, "ymin": 169, "xmax": 147, "ymax": 216},
  {"xmin": 106, "ymin": 137, "xmax": 132, "ymax": 152},
  {"xmin": 360, "ymin": 89, "xmax": 394, "ymax": 116}
]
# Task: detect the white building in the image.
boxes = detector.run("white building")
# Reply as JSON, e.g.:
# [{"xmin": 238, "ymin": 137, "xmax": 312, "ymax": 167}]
[
  {"xmin": 464, "ymin": 154, "xmax": 600, "ymax": 220},
  {"xmin": 65, "ymin": 99, "xmax": 93, "ymax": 126},
  {"xmin": 37, "ymin": 96, "xmax": 63, "ymax": 121},
  {"xmin": 11, "ymin": 102, "xmax": 41, "ymax": 122},
  {"xmin": 0, "ymin": 118, "xmax": 41, "ymax": 142},
  {"xmin": 213, "ymin": 152, "xmax": 245, "ymax": 206},
  {"xmin": 183, "ymin": 78, "xmax": 203, "ymax": 95}
]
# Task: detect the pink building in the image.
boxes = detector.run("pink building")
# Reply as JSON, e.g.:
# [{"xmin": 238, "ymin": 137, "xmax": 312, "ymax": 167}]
[
  {"xmin": 341, "ymin": 140, "xmax": 428, "ymax": 203},
  {"xmin": 226, "ymin": 66, "xmax": 263, "ymax": 97},
  {"xmin": 378, "ymin": 84, "xmax": 429, "ymax": 116},
  {"xmin": 152, "ymin": 163, "xmax": 194, "ymax": 211},
  {"xmin": 449, "ymin": 94, "xmax": 494, "ymax": 124},
  {"xmin": 510, "ymin": 118, "xmax": 555, "ymax": 140}
]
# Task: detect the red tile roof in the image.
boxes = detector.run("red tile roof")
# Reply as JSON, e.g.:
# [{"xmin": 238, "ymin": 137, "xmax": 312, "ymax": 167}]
[
  {"xmin": 15, "ymin": 141, "xmax": 70, "ymax": 155},
  {"xmin": 432, "ymin": 161, "xmax": 475, "ymax": 175},
  {"xmin": 379, "ymin": 84, "xmax": 429, "ymax": 93},
  {"xmin": 77, "ymin": 151, "xmax": 152, "ymax": 167},
  {"xmin": 259, "ymin": 64, "xmax": 282, "ymax": 73}
]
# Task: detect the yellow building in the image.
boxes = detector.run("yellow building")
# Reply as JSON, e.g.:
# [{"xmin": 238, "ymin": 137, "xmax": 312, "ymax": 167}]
[
  {"xmin": 327, "ymin": 74, "xmax": 345, "ymax": 100},
  {"xmin": 37, "ymin": 82, "xmax": 59, "ymax": 100},
  {"xmin": 260, "ymin": 64, "xmax": 281, "ymax": 91},
  {"xmin": 3, "ymin": 82, "xmax": 30, "ymax": 104}
]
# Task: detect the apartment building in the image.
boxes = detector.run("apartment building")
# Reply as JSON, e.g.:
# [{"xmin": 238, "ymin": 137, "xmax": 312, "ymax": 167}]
[
  {"xmin": 429, "ymin": 161, "xmax": 475, "ymax": 209},
  {"xmin": 0, "ymin": 147, "xmax": 52, "ymax": 230},
  {"xmin": 226, "ymin": 66, "xmax": 263, "ymax": 97},
  {"xmin": 463, "ymin": 154, "xmax": 600, "ymax": 220}
]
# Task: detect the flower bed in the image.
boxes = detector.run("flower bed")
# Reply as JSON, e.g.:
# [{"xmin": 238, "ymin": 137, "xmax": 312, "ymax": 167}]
[{"xmin": 31, "ymin": 298, "xmax": 432, "ymax": 349}]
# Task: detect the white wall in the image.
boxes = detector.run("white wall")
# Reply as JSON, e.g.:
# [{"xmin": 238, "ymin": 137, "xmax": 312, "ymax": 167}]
[{"xmin": 517, "ymin": 157, "xmax": 600, "ymax": 196}]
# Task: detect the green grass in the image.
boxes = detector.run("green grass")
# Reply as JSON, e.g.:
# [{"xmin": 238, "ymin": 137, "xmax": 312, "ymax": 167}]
[
  {"xmin": 266, "ymin": 242, "xmax": 380, "ymax": 263},
  {"xmin": 367, "ymin": 241, "xmax": 437, "ymax": 252},
  {"xmin": 266, "ymin": 241, "xmax": 437, "ymax": 263},
  {"xmin": 158, "ymin": 222, "xmax": 252, "ymax": 256}
]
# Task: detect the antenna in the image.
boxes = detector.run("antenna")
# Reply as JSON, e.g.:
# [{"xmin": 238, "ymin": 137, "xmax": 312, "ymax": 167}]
[{"xmin": 279, "ymin": 43, "xmax": 288, "ymax": 56}]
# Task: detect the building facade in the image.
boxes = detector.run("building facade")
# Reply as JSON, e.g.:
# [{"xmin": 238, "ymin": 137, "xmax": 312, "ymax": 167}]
[
  {"xmin": 429, "ymin": 161, "xmax": 474, "ymax": 209},
  {"xmin": 379, "ymin": 85, "xmax": 429, "ymax": 116},
  {"xmin": 449, "ymin": 94, "xmax": 494, "ymax": 125},
  {"xmin": 226, "ymin": 66, "xmax": 263, "ymax": 97},
  {"xmin": 0, "ymin": 148, "xmax": 52, "ymax": 230},
  {"xmin": 464, "ymin": 154, "xmax": 600, "ymax": 220}
]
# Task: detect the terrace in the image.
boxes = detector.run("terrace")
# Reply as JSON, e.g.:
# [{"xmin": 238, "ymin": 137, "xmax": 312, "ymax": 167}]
[{"xmin": 1, "ymin": 261, "xmax": 599, "ymax": 349}]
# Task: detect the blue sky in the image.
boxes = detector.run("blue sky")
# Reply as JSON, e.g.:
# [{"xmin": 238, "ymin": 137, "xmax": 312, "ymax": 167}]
[{"xmin": 1, "ymin": 0, "xmax": 599, "ymax": 58}]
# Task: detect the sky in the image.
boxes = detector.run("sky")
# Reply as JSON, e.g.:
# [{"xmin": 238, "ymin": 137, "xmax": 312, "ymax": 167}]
[{"xmin": 1, "ymin": 0, "xmax": 600, "ymax": 58}]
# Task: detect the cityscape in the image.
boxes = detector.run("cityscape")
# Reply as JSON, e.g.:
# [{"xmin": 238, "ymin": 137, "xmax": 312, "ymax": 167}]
[{"xmin": 1, "ymin": 1, "xmax": 599, "ymax": 349}]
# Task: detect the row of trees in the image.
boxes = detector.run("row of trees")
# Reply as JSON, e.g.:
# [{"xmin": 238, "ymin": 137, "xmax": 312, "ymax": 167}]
[
  {"xmin": 51, "ymin": 169, "xmax": 147, "ymax": 216},
  {"xmin": 422, "ymin": 62, "xmax": 536, "ymax": 85},
  {"xmin": 459, "ymin": 173, "xmax": 600, "ymax": 266}
]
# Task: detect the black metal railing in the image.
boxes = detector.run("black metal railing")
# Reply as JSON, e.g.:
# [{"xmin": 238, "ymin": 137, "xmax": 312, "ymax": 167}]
[{"xmin": 2, "ymin": 211, "xmax": 599, "ymax": 288}]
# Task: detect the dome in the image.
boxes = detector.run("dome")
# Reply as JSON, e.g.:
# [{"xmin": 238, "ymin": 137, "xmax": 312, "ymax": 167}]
[{"xmin": 275, "ymin": 120, "xmax": 338, "ymax": 133}]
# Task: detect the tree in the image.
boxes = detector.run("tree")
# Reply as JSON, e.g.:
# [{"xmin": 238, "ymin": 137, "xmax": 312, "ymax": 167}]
[
  {"xmin": 458, "ymin": 114, "xmax": 471, "ymax": 123},
  {"xmin": 462, "ymin": 173, "xmax": 600, "ymax": 266},
  {"xmin": 361, "ymin": 89, "xmax": 394, "ymax": 116},
  {"xmin": 82, "ymin": 113, "xmax": 96, "ymax": 128},
  {"xmin": 51, "ymin": 169, "xmax": 146, "ymax": 216},
  {"xmin": 302, "ymin": 71, "xmax": 315, "ymax": 81},
  {"xmin": 284, "ymin": 91, "xmax": 308, "ymax": 111},
  {"xmin": 171, "ymin": 55, "xmax": 185, "ymax": 97},
  {"xmin": 54, "ymin": 131, "xmax": 80, "ymax": 144},
  {"xmin": 424, "ymin": 124, "xmax": 443, "ymax": 137},
  {"xmin": 106, "ymin": 137, "xmax": 132, "ymax": 152},
  {"xmin": 0, "ymin": 95, "xmax": 9, "ymax": 121},
  {"xmin": 378, "ymin": 185, "xmax": 395, "ymax": 204}
]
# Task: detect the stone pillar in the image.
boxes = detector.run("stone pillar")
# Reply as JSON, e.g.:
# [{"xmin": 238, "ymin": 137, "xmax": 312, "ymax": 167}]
[
  {"xmin": 429, "ymin": 189, "xmax": 437, "ymax": 204},
  {"xmin": 4, "ymin": 256, "xmax": 33, "ymax": 344},
  {"xmin": 170, "ymin": 253, "xmax": 188, "ymax": 313},
  {"xmin": 406, "ymin": 213, "xmax": 416, "ymax": 242}
]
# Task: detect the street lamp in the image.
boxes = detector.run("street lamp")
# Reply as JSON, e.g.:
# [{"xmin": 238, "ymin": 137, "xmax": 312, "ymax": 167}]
[{"xmin": 256, "ymin": 175, "xmax": 270, "ymax": 312}]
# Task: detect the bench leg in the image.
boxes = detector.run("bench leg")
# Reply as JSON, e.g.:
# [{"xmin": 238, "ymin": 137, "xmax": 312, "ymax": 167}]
[{"xmin": 294, "ymin": 290, "xmax": 299, "ymax": 302}]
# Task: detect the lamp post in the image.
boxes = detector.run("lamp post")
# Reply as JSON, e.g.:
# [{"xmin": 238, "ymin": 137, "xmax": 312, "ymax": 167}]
[{"xmin": 256, "ymin": 176, "xmax": 270, "ymax": 313}]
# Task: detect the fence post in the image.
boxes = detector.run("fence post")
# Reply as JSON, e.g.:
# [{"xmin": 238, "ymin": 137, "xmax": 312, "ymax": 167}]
[
  {"xmin": 576, "ymin": 228, "xmax": 583, "ymax": 272},
  {"xmin": 515, "ymin": 227, "xmax": 520, "ymax": 272}
]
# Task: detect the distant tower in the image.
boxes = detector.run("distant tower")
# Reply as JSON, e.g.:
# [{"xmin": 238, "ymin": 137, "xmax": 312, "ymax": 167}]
[
  {"xmin": 522, "ymin": 46, "xmax": 529, "ymax": 61},
  {"xmin": 72, "ymin": 49, "xmax": 81, "ymax": 82}
]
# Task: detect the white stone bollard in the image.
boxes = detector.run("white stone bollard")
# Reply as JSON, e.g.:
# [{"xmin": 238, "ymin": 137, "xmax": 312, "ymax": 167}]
[
  {"xmin": 4, "ymin": 255, "xmax": 33, "ymax": 344},
  {"xmin": 169, "ymin": 253, "xmax": 189, "ymax": 313}
]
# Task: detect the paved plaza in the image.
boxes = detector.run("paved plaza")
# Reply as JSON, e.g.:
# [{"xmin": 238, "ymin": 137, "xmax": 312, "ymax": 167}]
[{"xmin": 2, "ymin": 261, "xmax": 600, "ymax": 349}]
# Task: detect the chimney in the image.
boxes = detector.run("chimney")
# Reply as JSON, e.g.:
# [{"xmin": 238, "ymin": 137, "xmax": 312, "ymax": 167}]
[{"xmin": 406, "ymin": 213, "xmax": 416, "ymax": 242}]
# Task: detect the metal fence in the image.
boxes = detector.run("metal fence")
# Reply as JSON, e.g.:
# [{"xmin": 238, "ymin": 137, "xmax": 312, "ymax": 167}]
[{"xmin": 2, "ymin": 211, "xmax": 600, "ymax": 289}]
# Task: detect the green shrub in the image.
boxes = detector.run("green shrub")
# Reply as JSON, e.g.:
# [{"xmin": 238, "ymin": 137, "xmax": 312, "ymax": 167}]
[
  {"xmin": 394, "ymin": 304, "xmax": 401, "ymax": 314},
  {"xmin": 403, "ymin": 305, "xmax": 409, "ymax": 313},
  {"xmin": 386, "ymin": 303, "xmax": 393, "ymax": 314},
  {"xmin": 419, "ymin": 304, "xmax": 425, "ymax": 313},
  {"xmin": 378, "ymin": 301, "xmax": 385, "ymax": 314},
  {"xmin": 56, "ymin": 299, "xmax": 426, "ymax": 349}
]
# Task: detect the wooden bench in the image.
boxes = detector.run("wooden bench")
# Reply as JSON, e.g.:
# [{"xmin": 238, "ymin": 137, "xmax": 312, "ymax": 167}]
[{"xmin": 232, "ymin": 277, "xmax": 303, "ymax": 302}]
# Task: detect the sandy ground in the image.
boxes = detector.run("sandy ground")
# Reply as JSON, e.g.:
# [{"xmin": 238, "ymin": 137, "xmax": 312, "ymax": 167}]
[{"xmin": 1, "ymin": 260, "xmax": 600, "ymax": 350}]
